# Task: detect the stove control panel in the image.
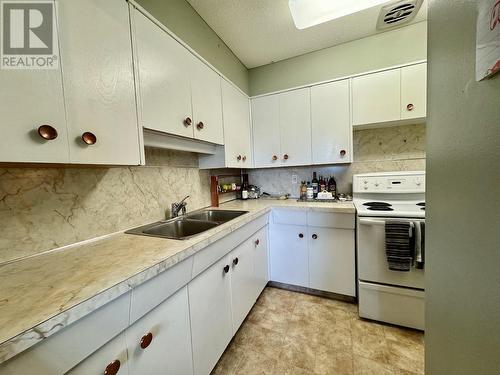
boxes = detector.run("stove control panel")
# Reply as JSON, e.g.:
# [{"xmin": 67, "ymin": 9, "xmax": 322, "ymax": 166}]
[{"xmin": 353, "ymin": 172, "xmax": 425, "ymax": 193}]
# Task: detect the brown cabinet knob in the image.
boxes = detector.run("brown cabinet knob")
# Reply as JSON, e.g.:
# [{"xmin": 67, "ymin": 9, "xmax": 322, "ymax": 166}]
[
  {"xmin": 283, "ymin": 154, "xmax": 289, "ymax": 160},
  {"xmin": 81, "ymin": 132, "xmax": 97, "ymax": 145},
  {"xmin": 298, "ymin": 233, "xmax": 304, "ymax": 238},
  {"xmin": 196, "ymin": 122, "xmax": 204, "ymax": 130},
  {"xmin": 407, "ymin": 103, "xmax": 414, "ymax": 111},
  {"xmin": 37, "ymin": 125, "xmax": 58, "ymax": 140},
  {"xmin": 184, "ymin": 117, "xmax": 192, "ymax": 126},
  {"xmin": 104, "ymin": 360, "xmax": 121, "ymax": 375},
  {"xmin": 140, "ymin": 332, "xmax": 153, "ymax": 349},
  {"xmin": 255, "ymin": 239, "xmax": 260, "ymax": 246},
  {"xmin": 272, "ymin": 155, "xmax": 278, "ymax": 161},
  {"xmin": 312, "ymin": 234, "xmax": 318, "ymax": 240},
  {"xmin": 340, "ymin": 149, "xmax": 347, "ymax": 157},
  {"xmin": 242, "ymin": 155, "xmax": 247, "ymax": 162},
  {"xmin": 233, "ymin": 257, "xmax": 239, "ymax": 266},
  {"xmin": 237, "ymin": 155, "xmax": 242, "ymax": 161}
]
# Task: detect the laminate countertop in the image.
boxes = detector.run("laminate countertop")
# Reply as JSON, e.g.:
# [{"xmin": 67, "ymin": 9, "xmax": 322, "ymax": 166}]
[{"xmin": 0, "ymin": 199, "xmax": 355, "ymax": 364}]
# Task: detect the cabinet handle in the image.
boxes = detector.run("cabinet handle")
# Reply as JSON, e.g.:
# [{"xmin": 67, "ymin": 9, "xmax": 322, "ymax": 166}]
[
  {"xmin": 272, "ymin": 155, "xmax": 278, "ymax": 161},
  {"xmin": 104, "ymin": 360, "xmax": 120, "ymax": 375},
  {"xmin": 312, "ymin": 234, "xmax": 318, "ymax": 240},
  {"xmin": 81, "ymin": 132, "xmax": 97, "ymax": 145},
  {"xmin": 407, "ymin": 103, "xmax": 414, "ymax": 111},
  {"xmin": 140, "ymin": 332, "xmax": 153, "ymax": 349},
  {"xmin": 223, "ymin": 265, "xmax": 230, "ymax": 274},
  {"xmin": 255, "ymin": 239, "xmax": 260, "ymax": 246},
  {"xmin": 37, "ymin": 125, "xmax": 58, "ymax": 140},
  {"xmin": 196, "ymin": 121, "xmax": 204, "ymax": 130},
  {"xmin": 298, "ymin": 233, "xmax": 304, "ymax": 238},
  {"xmin": 242, "ymin": 155, "xmax": 247, "ymax": 162},
  {"xmin": 283, "ymin": 154, "xmax": 289, "ymax": 160},
  {"xmin": 233, "ymin": 257, "xmax": 239, "ymax": 266},
  {"xmin": 237, "ymin": 155, "xmax": 242, "ymax": 161},
  {"xmin": 340, "ymin": 149, "xmax": 347, "ymax": 157},
  {"xmin": 184, "ymin": 117, "xmax": 192, "ymax": 126}
]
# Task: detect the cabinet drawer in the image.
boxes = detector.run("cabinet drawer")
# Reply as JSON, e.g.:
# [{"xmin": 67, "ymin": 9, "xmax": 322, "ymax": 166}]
[
  {"xmin": 0, "ymin": 293, "xmax": 131, "ymax": 374},
  {"xmin": 272, "ymin": 209, "xmax": 307, "ymax": 226},
  {"xmin": 307, "ymin": 212, "xmax": 355, "ymax": 229}
]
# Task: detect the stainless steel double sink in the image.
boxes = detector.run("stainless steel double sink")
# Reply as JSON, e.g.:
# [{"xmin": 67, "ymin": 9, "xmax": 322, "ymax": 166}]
[{"xmin": 125, "ymin": 209, "xmax": 248, "ymax": 240}]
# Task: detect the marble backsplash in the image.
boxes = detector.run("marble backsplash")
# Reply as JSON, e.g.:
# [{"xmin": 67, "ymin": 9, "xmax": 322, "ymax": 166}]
[
  {"xmin": 0, "ymin": 148, "xmax": 212, "ymax": 264},
  {"xmin": 248, "ymin": 124, "xmax": 426, "ymax": 197}
]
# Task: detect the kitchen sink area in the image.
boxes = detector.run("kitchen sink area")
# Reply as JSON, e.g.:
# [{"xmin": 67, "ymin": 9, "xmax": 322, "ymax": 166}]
[{"xmin": 125, "ymin": 209, "xmax": 248, "ymax": 240}]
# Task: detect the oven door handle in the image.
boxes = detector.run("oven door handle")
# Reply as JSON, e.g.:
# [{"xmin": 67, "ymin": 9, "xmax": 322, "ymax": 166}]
[{"xmin": 359, "ymin": 218, "xmax": 387, "ymax": 226}]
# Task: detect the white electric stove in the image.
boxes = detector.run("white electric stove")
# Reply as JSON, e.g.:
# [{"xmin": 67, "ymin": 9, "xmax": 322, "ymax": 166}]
[{"xmin": 353, "ymin": 171, "xmax": 425, "ymax": 330}]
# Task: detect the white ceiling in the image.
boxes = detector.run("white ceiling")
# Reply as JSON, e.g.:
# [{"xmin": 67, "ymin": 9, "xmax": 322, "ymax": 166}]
[{"xmin": 187, "ymin": 0, "xmax": 427, "ymax": 69}]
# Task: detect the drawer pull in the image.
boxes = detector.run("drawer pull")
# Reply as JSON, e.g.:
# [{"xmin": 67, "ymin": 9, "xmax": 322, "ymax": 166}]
[
  {"xmin": 104, "ymin": 360, "xmax": 120, "ymax": 375},
  {"xmin": 237, "ymin": 155, "xmax": 242, "ymax": 161},
  {"xmin": 312, "ymin": 234, "xmax": 318, "ymax": 240},
  {"xmin": 407, "ymin": 103, "xmax": 414, "ymax": 111},
  {"xmin": 272, "ymin": 155, "xmax": 278, "ymax": 161},
  {"xmin": 37, "ymin": 125, "xmax": 58, "ymax": 140},
  {"xmin": 140, "ymin": 332, "xmax": 153, "ymax": 349},
  {"xmin": 233, "ymin": 257, "xmax": 239, "ymax": 266},
  {"xmin": 81, "ymin": 132, "xmax": 97, "ymax": 145},
  {"xmin": 196, "ymin": 121, "xmax": 204, "ymax": 130},
  {"xmin": 283, "ymin": 154, "xmax": 289, "ymax": 160},
  {"xmin": 242, "ymin": 155, "xmax": 247, "ymax": 162},
  {"xmin": 298, "ymin": 233, "xmax": 304, "ymax": 238},
  {"xmin": 340, "ymin": 149, "xmax": 347, "ymax": 157},
  {"xmin": 255, "ymin": 239, "xmax": 260, "ymax": 246},
  {"xmin": 184, "ymin": 117, "xmax": 192, "ymax": 126},
  {"xmin": 223, "ymin": 265, "xmax": 230, "ymax": 274}
]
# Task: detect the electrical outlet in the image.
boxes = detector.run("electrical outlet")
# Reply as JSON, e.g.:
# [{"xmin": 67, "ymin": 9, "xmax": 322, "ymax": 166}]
[{"xmin": 292, "ymin": 174, "xmax": 298, "ymax": 184}]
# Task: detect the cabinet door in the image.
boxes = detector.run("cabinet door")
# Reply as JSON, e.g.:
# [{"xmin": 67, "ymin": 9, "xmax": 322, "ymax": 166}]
[
  {"xmin": 190, "ymin": 57, "xmax": 224, "ymax": 144},
  {"xmin": 253, "ymin": 226, "xmax": 269, "ymax": 299},
  {"xmin": 221, "ymin": 79, "xmax": 253, "ymax": 168},
  {"xmin": 308, "ymin": 227, "xmax": 355, "ymax": 296},
  {"xmin": 0, "ymin": 69, "xmax": 68, "ymax": 163},
  {"xmin": 279, "ymin": 88, "xmax": 312, "ymax": 166},
  {"xmin": 133, "ymin": 10, "xmax": 193, "ymax": 138},
  {"xmin": 127, "ymin": 286, "xmax": 193, "ymax": 375},
  {"xmin": 58, "ymin": 0, "xmax": 140, "ymax": 165},
  {"xmin": 311, "ymin": 79, "xmax": 351, "ymax": 164},
  {"xmin": 251, "ymin": 95, "xmax": 281, "ymax": 168},
  {"xmin": 401, "ymin": 63, "xmax": 427, "ymax": 120},
  {"xmin": 269, "ymin": 224, "xmax": 309, "ymax": 287},
  {"xmin": 67, "ymin": 333, "xmax": 129, "ymax": 375},
  {"xmin": 230, "ymin": 239, "xmax": 256, "ymax": 333},
  {"xmin": 352, "ymin": 69, "xmax": 401, "ymax": 126},
  {"xmin": 188, "ymin": 256, "xmax": 233, "ymax": 375}
]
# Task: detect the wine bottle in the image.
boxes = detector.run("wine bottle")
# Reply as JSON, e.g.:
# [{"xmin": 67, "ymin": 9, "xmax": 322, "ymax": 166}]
[{"xmin": 312, "ymin": 172, "xmax": 319, "ymax": 198}]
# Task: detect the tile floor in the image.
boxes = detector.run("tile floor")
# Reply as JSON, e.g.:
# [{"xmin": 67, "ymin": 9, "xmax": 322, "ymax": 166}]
[{"xmin": 212, "ymin": 287, "xmax": 424, "ymax": 375}]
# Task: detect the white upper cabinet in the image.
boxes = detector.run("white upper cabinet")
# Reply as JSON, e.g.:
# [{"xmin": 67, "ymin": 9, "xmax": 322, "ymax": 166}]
[
  {"xmin": 352, "ymin": 68, "xmax": 401, "ymax": 126},
  {"xmin": 279, "ymin": 88, "xmax": 312, "ymax": 166},
  {"xmin": 221, "ymin": 79, "xmax": 253, "ymax": 167},
  {"xmin": 401, "ymin": 63, "xmax": 427, "ymax": 120},
  {"xmin": 58, "ymin": 0, "xmax": 140, "ymax": 165},
  {"xmin": 251, "ymin": 95, "xmax": 281, "ymax": 168},
  {"xmin": 133, "ymin": 10, "xmax": 193, "ymax": 139},
  {"xmin": 190, "ymin": 57, "xmax": 224, "ymax": 144},
  {"xmin": 311, "ymin": 79, "xmax": 352, "ymax": 164}
]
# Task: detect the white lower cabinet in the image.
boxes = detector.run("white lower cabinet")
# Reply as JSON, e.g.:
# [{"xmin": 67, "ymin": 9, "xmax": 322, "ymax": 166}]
[
  {"xmin": 270, "ymin": 224, "xmax": 309, "ymax": 287},
  {"xmin": 188, "ymin": 255, "xmax": 233, "ymax": 375},
  {"xmin": 126, "ymin": 286, "xmax": 193, "ymax": 375},
  {"xmin": 308, "ymin": 227, "xmax": 356, "ymax": 296}
]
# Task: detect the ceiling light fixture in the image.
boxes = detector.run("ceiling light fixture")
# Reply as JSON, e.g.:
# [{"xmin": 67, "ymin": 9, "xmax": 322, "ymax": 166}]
[{"xmin": 289, "ymin": 0, "xmax": 390, "ymax": 29}]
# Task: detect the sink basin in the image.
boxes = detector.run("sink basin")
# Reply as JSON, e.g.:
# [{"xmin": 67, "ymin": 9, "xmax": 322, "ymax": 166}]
[
  {"xmin": 125, "ymin": 209, "xmax": 248, "ymax": 240},
  {"xmin": 185, "ymin": 210, "xmax": 248, "ymax": 223}
]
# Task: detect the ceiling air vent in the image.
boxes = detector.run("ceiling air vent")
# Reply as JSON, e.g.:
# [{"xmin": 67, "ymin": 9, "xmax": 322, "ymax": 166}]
[{"xmin": 376, "ymin": 0, "xmax": 423, "ymax": 30}]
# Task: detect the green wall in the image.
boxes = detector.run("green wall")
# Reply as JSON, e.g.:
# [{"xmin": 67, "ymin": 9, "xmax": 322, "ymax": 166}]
[
  {"xmin": 136, "ymin": 0, "xmax": 250, "ymax": 94},
  {"xmin": 248, "ymin": 21, "xmax": 427, "ymax": 96},
  {"xmin": 426, "ymin": 0, "xmax": 500, "ymax": 374}
]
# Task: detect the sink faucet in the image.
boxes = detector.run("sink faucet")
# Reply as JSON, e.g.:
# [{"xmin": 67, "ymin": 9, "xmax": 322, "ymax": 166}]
[{"xmin": 171, "ymin": 196, "xmax": 190, "ymax": 218}]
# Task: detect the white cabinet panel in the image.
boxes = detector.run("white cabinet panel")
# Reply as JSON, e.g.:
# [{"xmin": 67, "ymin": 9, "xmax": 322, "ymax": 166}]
[
  {"xmin": 251, "ymin": 95, "xmax": 281, "ymax": 168},
  {"xmin": 67, "ymin": 333, "xmax": 129, "ymax": 375},
  {"xmin": 230, "ymin": 239, "xmax": 256, "ymax": 333},
  {"xmin": 134, "ymin": 10, "xmax": 193, "ymax": 139},
  {"xmin": 352, "ymin": 69, "xmax": 401, "ymax": 126},
  {"xmin": 279, "ymin": 88, "xmax": 312, "ymax": 166},
  {"xmin": 127, "ymin": 287, "xmax": 193, "ymax": 375},
  {"xmin": 253, "ymin": 226, "xmax": 269, "ymax": 299},
  {"xmin": 311, "ymin": 80, "xmax": 351, "ymax": 164},
  {"xmin": 270, "ymin": 224, "xmax": 309, "ymax": 287},
  {"xmin": 188, "ymin": 256, "xmax": 233, "ymax": 375},
  {"xmin": 190, "ymin": 57, "xmax": 224, "ymax": 144},
  {"xmin": 58, "ymin": 0, "xmax": 140, "ymax": 165},
  {"xmin": 401, "ymin": 63, "xmax": 427, "ymax": 120},
  {"xmin": 308, "ymin": 227, "xmax": 356, "ymax": 296},
  {"xmin": 221, "ymin": 79, "xmax": 253, "ymax": 168}
]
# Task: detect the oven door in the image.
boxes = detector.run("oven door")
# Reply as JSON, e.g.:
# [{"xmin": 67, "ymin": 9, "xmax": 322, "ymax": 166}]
[{"xmin": 357, "ymin": 216, "xmax": 425, "ymax": 289}]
